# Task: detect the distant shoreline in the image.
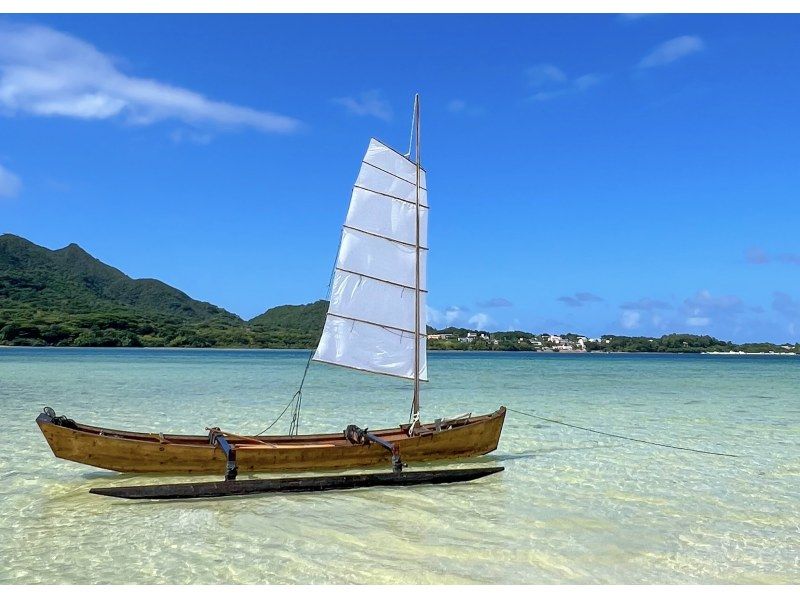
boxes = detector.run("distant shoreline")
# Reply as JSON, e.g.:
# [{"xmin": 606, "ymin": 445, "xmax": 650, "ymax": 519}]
[
  {"xmin": 1, "ymin": 345, "xmax": 797, "ymax": 356},
  {"xmin": 700, "ymin": 351, "xmax": 797, "ymax": 356},
  {"xmin": 4, "ymin": 235, "xmax": 798, "ymax": 355}
]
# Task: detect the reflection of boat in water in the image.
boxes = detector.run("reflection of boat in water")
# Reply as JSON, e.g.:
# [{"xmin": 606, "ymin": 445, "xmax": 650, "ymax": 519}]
[{"xmin": 37, "ymin": 95, "xmax": 506, "ymax": 482}]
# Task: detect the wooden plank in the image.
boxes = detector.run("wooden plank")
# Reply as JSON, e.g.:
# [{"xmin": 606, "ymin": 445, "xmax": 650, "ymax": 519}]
[{"xmin": 89, "ymin": 466, "xmax": 504, "ymax": 500}]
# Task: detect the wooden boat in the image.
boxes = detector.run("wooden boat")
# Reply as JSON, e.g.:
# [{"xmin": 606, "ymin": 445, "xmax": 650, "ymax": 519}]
[
  {"xmin": 36, "ymin": 94, "xmax": 506, "ymax": 479},
  {"xmin": 37, "ymin": 407, "xmax": 506, "ymax": 475}
]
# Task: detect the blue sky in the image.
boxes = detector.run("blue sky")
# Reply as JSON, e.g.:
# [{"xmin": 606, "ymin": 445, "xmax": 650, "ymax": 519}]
[{"xmin": 2, "ymin": 14, "xmax": 799, "ymax": 342}]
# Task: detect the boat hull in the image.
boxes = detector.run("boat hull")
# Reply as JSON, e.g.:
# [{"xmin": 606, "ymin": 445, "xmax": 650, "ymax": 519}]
[{"xmin": 37, "ymin": 407, "xmax": 506, "ymax": 474}]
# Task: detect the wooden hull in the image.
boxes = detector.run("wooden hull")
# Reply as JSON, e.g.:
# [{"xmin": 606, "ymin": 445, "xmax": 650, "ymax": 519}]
[{"xmin": 37, "ymin": 407, "xmax": 506, "ymax": 475}]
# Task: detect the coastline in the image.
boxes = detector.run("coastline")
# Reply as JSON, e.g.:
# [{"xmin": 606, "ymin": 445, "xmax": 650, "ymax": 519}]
[
  {"xmin": 2, "ymin": 345, "xmax": 797, "ymax": 356},
  {"xmin": 700, "ymin": 350, "xmax": 798, "ymax": 356}
]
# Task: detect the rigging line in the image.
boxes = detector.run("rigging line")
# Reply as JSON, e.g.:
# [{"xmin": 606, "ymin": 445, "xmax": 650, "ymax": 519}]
[
  {"xmin": 289, "ymin": 387, "xmax": 303, "ymax": 437},
  {"xmin": 505, "ymin": 407, "xmax": 741, "ymax": 458},
  {"xmin": 284, "ymin": 227, "xmax": 343, "ymax": 436},
  {"xmin": 283, "ymin": 349, "xmax": 312, "ymax": 437},
  {"xmin": 255, "ymin": 392, "xmax": 298, "ymax": 436},
  {"xmin": 257, "ymin": 233, "xmax": 339, "ymax": 437}
]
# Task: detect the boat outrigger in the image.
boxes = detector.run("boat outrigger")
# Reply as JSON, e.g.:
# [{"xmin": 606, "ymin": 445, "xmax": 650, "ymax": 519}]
[{"xmin": 36, "ymin": 95, "xmax": 506, "ymax": 497}]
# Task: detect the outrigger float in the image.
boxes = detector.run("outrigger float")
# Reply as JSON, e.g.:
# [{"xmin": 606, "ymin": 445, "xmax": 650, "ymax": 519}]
[{"xmin": 36, "ymin": 95, "xmax": 507, "ymax": 499}]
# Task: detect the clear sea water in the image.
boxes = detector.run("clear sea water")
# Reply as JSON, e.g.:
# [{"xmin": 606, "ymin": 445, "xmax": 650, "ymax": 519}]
[{"xmin": 0, "ymin": 348, "xmax": 798, "ymax": 584}]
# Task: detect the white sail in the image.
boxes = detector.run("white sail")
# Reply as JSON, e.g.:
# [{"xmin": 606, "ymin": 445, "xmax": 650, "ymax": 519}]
[{"xmin": 313, "ymin": 138, "xmax": 428, "ymax": 381}]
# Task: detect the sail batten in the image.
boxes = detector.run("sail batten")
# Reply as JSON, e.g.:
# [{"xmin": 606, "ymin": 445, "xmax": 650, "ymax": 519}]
[
  {"xmin": 313, "ymin": 138, "xmax": 427, "ymax": 381},
  {"xmin": 369, "ymin": 137, "xmax": 427, "ymax": 172},
  {"xmin": 327, "ymin": 269, "xmax": 425, "ymax": 332},
  {"xmin": 314, "ymin": 315, "xmax": 428, "ymax": 381},
  {"xmin": 336, "ymin": 227, "xmax": 427, "ymax": 292},
  {"xmin": 334, "ymin": 267, "xmax": 429, "ymax": 293},
  {"xmin": 326, "ymin": 312, "xmax": 418, "ymax": 336},
  {"xmin": 355, "ymin": 163, "xmax": 428, "ymax": 207},
  {"xmin": 342, "ymin": 224, "xmax": 429, "ymax": 251},
  {"xmin": 362, "ymin": 160, "xmax": 428, "ymax": 189},
  {"xmin": 353, "ymin": 185, "xmax": 431, "ymax": 209}
]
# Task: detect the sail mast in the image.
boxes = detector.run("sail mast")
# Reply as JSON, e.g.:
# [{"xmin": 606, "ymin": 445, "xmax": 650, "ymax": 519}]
[{"xmin": 412, "ymin": 94, "xmax": 422, "ymax": 419}]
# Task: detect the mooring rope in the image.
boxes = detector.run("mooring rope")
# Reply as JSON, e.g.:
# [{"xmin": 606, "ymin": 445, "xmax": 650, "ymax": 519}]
[{"xmin": 506, "ymin": 407, "xmax": 741, "ymax": 458}]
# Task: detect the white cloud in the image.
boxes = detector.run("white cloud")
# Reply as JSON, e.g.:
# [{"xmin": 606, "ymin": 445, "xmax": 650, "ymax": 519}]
[
  {"xmin": 527, "ymin": 64, "xmax": 602, "ymax": 102},
  {"xmin": 332, "ymin": 90, "xmax": 392, "ymax": 121},
  {"xmin": 426, "ymin": 305, "xmax": 444, "ymax": 328},
  {"xmin": 169, "ymin": 129, "xmax": 213, "ymax": 145},
  {"xmin": 447, "ymin": 99, "xmax": 466, "ymax": 113},
  {"xmin": 620, "ymin": 297, "xmax": 671, "ymax": 311},
  {"xmin": 444, "ymin": 306, "xmax": 465, "ymax": 325},
  {"xmin": 684, "ymin": 290, "xmax": 743, "ymax": 316},
  {"xmin": 621, "ymin": 310, "xmax": 641, "ymax": 329},
  {"xmin": 686, "ymin": 316, "xmax": 711, "ymax": 327},
  {"xmin": 618, "ymin": 14, "xmax": 656, "ymax": 22},
  {"xmin": 573, "ymin": 74, "xmax": 601, "ymax": 91},
  {"xmin": 0, "ymin": 163, "xmax": 21, "ymax": 198},
  {"xmin": 468, "ymin": 312, "xmax": 493, "ymax": 330},
  {"xmin": 429, "ymin": 305, "xmax": 491, "ymax": 330},
  {"xmin": 0, "ymin": 22, "xmax": 301, "ymax": 134},
  {"xmin": 638, "ymin": 35, "xmax": 705, "ymax": 69},
  {"xmin": 680, "ymin": 289, "xmax": 745, "ymax": 330},
  {"xmin": 446, "ymin": 98, "xmax": 482, "ymax": 116},
  {"xmin": 527, "ymin": 64, "xmax": 567, "ymax": 87}
]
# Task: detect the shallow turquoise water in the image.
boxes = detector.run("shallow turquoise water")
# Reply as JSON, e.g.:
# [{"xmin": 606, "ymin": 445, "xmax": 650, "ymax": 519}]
[{"xmin": 0, "ymin": 348, "xmax": 798, "ymax": 584}]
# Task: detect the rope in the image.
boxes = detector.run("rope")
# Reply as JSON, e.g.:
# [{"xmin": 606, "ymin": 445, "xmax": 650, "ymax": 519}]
[
  {"xmin": 288, "ymin": 349, "xmax": 314, "ymax": 436},
  {"xmin": 258, "ymin": 229, "xmax": 339, "ymax": 437},
  {"xmin": 506, "ymin": 407, "xmax": 741, "ymax": 458},
  {"xmin": 254, "ymin": 347, "xmax": 312, "ymax": 437},
  {"xmin": 255, "ymin": 393, "xmax": 299, "ymax": 436}
]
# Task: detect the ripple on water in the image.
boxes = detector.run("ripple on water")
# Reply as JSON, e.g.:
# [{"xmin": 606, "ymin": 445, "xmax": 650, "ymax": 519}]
[{"xmin": 0, "ymin": 349, "xmax": 798, "ymax": 583}]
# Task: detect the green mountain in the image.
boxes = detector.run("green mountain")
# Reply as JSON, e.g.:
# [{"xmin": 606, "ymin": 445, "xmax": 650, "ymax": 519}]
[
  {"xmin": 2, "ymin": 234, "xmax": 795, "ymax": 353},
  {"xmin": 0, "ymin": 234, "xmax": 320, "ymax": 348},
  {"xmin": 0, "ymin": 234, "xmax": 239, "ymax": 320},
  {"xmin": 249, "ymin": 300, "xmax": 328, "ymax": 347}
]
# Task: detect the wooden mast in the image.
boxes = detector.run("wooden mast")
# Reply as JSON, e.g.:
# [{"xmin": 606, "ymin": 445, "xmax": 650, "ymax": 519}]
[{"xmin": 412, "ymin": 93, "xmax": 422, "ymax": 420}]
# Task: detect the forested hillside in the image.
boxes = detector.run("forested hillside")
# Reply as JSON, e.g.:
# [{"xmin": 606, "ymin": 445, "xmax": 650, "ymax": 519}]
[{"xmin": 0, "ymin": 234, "xmax": 324, "ymax": 348}]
